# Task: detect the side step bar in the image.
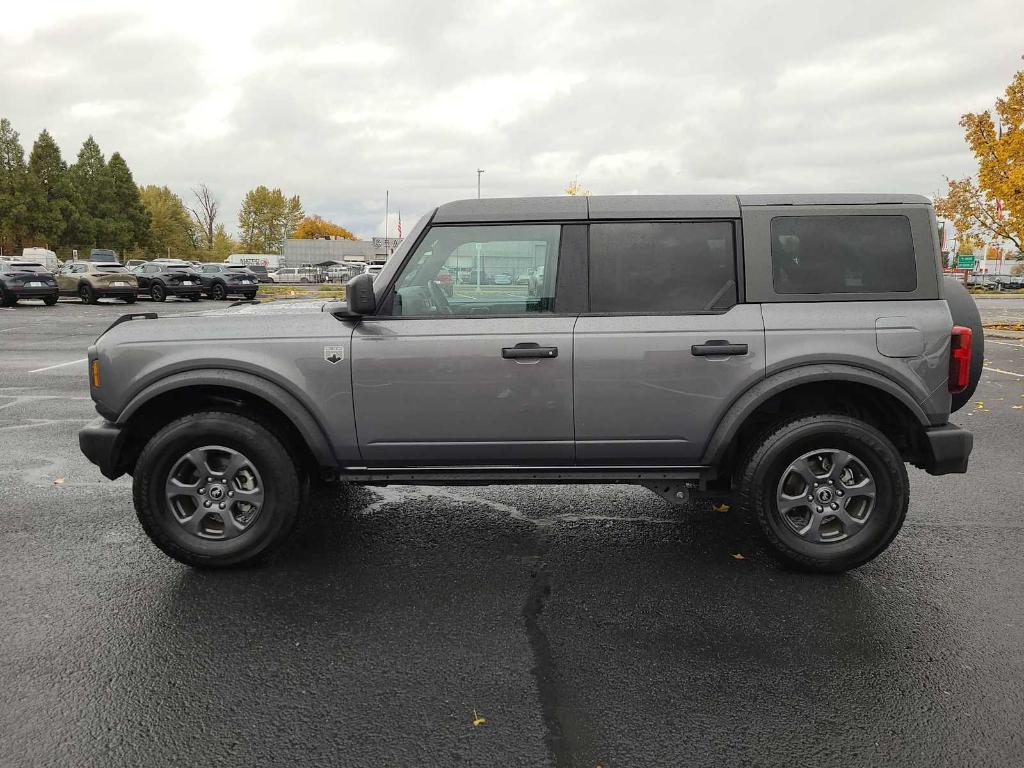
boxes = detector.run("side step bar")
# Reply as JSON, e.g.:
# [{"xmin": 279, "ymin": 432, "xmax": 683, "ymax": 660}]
[{"xmin": 333, "ymin": 465, "xmax": 710, "ymax": 486}]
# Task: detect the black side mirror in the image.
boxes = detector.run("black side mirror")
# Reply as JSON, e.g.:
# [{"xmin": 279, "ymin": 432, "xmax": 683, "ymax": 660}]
[{"xmin": 344, "ymin": 272, "xmax": 377, "ymax": 316}]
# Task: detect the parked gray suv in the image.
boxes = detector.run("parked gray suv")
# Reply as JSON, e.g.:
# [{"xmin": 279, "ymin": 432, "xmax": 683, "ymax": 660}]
[{"xmin": 79, "ymin": 194, "xmax": 980, "ymax": 573}]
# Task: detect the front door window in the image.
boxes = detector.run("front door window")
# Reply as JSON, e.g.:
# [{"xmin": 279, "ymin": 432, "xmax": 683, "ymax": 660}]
[{"xmin": 388, "ymin": 224, "xmax": 560, "ymax": 316}]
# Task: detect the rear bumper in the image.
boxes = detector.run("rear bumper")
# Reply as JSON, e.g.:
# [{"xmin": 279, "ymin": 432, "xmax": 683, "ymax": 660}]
[
  {"xmin": 9, "ymin": 285, "xmax": 58, "ymax": 297},
  {"xmin": 922, "ymin": 424, "xmax": 973, "ymax": 475},
  {"xmin": 78, "ymin": 418, "xmax": 127, "ymax": 480},
  {"xmin": 97, "ymin": 288, "xmax": 138, "ymax": 298},
  {"xmin": 166, "ymin": 285, "xmax": 202, "ymax": 296},
  {"xmin": 225, "ymin": 283, "xmax": 259, "ymax": 294}
]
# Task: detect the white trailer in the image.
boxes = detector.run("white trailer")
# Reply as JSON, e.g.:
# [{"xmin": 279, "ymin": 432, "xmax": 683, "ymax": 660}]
[{"xmin": 227, "ymin": 253, "xmax": 283, "ymax": 270}]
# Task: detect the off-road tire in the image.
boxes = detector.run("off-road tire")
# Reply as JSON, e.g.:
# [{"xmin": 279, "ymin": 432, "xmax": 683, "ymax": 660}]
[
  {"xmin": 133, "ymin": 411, "xmax": 302, "ymax": 568},
  {"xmin": 737, "ymin": 413, "xmax": 909, "ymax": 573}
]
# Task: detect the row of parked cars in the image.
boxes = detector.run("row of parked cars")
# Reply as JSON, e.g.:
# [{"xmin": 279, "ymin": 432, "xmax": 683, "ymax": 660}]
[{"xmin": 0, "ymin": 256, "xmax": 261, "ymax": 307}]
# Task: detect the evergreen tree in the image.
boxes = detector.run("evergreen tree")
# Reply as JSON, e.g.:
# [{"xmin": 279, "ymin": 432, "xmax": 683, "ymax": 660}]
[
  {"xmin": 0, "ymin": 118, "xmax": 31, "ymax": 251},
  {"xmin": 106, "ymin": 152, "xmax": 150, "ymax": 250},
  {"xmin": 25, "ymin": 129, "xmax": 72, "ymax": 246},
  {"xmin": 67, "ymin": 136, "xmax": 109, "ymax": 250}
]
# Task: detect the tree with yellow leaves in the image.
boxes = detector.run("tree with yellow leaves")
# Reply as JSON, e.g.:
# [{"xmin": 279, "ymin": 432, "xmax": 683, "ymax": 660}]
[
  {"xmin": 564, "ymin": 177, "xmax": 590, "ymax": 197},
  {"xmin": 292, "ymin": 214, "xmax": 356, "ymax": 240},
  {"xmin": 935, "ymin": 69, "xmax": 1023, "ymax": 252}
]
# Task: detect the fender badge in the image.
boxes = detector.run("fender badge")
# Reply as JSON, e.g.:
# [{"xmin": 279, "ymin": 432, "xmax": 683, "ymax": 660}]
[{"xmin": 323, "ymin": 346, "xmax": 345, "ymax": 364}]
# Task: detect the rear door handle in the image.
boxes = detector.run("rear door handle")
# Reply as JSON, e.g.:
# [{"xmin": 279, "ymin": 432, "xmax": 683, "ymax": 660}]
[
  {"xmin": 691, "ymin": 340, "xmax": 748, "ymax": 356},
  {"xmin": 502, "ymin": 343, "xmax": 558, "ymax": 359}
]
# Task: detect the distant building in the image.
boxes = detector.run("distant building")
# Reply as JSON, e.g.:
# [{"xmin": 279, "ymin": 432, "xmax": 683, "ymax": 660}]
[{"xmin": 282, "ymin": 238, "xmax": 388, "ymax": 267}]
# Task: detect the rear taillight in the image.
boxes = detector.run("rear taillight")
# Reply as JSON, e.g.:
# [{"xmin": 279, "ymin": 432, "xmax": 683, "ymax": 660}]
[{"xmin": 948, "ymin": 325, "xmax": 972, "ymax": 393}]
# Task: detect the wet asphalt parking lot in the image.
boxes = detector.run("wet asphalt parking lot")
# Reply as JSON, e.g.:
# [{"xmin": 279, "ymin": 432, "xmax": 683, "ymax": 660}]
[{"xmin": 2, "ymin": 297, "xmax": 1023, "ymax": 767}]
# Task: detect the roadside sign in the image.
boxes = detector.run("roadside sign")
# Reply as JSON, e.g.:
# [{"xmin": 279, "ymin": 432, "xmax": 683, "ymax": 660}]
[
  {"xmin": 956, "ymin": 255, "xmax": 976, "ymax": 270},
  {"xmin": 372, "ymin": 237, "xmax": 403, "ymax": 249}
]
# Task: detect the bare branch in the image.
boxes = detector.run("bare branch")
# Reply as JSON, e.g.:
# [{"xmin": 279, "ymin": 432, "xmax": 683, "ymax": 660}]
[{"xmin": 189, "ymin": 183, "xmax": 219, "ymax": 250}]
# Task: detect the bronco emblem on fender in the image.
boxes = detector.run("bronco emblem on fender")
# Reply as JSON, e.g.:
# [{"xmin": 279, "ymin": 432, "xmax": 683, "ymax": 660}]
[{"xmin": 323, "ymin": 346, "xmax": 345, "ymax": 364}]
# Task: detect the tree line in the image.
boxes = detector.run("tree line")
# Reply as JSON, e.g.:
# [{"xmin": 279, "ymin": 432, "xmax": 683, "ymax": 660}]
[{"xmin": 0, "ymin": 117, "xmax": 355, "ymax": 262}]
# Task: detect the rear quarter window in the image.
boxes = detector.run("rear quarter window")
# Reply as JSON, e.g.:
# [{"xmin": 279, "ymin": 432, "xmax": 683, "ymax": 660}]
[{"xmin": 771, "ymin": 215, "xmax": 916, "ymax": 294}]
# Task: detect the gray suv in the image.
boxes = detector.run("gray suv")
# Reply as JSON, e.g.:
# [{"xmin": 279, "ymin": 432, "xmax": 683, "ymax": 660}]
[{"xmin": 79, "ymin": 194, "xmax": 980, "ymax": 573}]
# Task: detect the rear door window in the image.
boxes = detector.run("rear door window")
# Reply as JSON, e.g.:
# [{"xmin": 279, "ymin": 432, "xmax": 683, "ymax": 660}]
[
  {"xmin": 770, "ymin": 215, "xmax": 916, "ymax": 294},
  {"xmin": 589, "ymin": 221, "xmax": 737, "ymax": 313}
]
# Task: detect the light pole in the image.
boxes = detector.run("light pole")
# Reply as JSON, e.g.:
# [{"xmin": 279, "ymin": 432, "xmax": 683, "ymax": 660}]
[{"xmin": 476, "ymin": 169, "xmax": 485, "ymax": 199}]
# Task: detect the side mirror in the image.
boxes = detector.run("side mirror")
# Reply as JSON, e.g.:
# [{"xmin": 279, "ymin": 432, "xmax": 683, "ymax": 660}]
[{"xmin": 344, "ymin": 272, "xmax": 377, "ymax": 316}]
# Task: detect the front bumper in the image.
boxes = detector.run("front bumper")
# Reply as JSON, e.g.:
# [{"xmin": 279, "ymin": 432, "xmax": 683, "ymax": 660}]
[
  {"xmin": 79, "ymin": 418, "xmax": 127, "ymax": 480},
  {"xmin": 922, "ymin": 424, "xmax": 973, "ymax": 475}
]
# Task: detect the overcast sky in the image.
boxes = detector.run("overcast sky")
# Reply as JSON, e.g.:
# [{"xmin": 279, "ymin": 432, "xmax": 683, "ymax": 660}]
[{"xmin": 2, "ymin": 0, "xmax": 1022, "ymax": 239}]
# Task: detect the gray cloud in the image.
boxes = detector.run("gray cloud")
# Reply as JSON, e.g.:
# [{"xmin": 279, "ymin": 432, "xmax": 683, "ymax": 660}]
[{"xmin": 1, "ymin": 0, "xmax": 1021, "ymax": 238}]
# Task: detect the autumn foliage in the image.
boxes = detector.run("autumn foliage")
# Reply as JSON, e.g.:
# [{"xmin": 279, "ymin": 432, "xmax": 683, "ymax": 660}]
[
  {"xmin": 935, "ymin": 70, "xmax": 1023, "ymax": 251},
  {"xmin": 292, "ymin": 214, "xmax": 356, "ymax": 240}
]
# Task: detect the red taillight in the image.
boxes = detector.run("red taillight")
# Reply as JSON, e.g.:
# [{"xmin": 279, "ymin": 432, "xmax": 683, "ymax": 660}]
[{"xmin": 948, "ymin": 326, "xmax": 972, "ymax": 393}]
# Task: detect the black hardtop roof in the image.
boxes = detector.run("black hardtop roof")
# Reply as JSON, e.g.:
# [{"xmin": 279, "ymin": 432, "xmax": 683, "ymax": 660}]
[{"xmin": 433, "ymin": 193, "xmax": 931, "ymax": 223}]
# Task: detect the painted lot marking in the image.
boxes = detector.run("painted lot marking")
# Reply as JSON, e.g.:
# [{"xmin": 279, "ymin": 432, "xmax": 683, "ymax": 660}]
[
  {"xmin": 987, "ymin": 340, "xmax": 1024, "ymax": 350},
  {"xmin": 0, "ymin": 326, "xmax": 27, "ymax": 333},
  {"xmin": 983, "ymin": 366, "xmax": 1024, "ymax": 379},
  {"xmin": 28, "ymin": 358, "xmax": 87, "ymax": 374}
]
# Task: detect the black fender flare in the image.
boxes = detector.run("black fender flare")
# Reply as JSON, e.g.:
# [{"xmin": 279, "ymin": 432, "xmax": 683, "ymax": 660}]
[
  {"xmin": 701, "ymin": 364, "xmax": 930, "ymax": 466},
  {"xmin": 117, "ymin": 368, "xmax": 338, "ymax": 469}
]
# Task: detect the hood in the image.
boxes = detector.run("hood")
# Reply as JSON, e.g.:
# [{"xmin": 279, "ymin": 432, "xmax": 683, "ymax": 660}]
[{"xmin": 187, "ymin": 298, "xmax": 330, "ymax": 317}]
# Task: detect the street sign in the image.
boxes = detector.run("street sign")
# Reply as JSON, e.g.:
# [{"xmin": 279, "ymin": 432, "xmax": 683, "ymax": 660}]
[
  {"xmin": 372, "ymin": 237, "xmax": 403, "ymax": 249},
  {"xmin": 956, "ymin": 255, "xmax": 976, "ymax": 270}
]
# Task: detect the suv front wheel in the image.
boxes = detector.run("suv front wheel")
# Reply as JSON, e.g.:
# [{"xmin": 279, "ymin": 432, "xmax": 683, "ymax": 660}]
[
  {"xmin": 133, "ymin": 412, "xmax": 302, "ymax": 567},
  {"xmin": 737, "ymin": 414, "xmax": 909, "ymax": 573}
]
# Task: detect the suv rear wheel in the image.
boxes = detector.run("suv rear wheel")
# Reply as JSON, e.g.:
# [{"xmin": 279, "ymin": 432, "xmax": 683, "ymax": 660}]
[
  {"xmin": 151, "ymin": 282, "xmax": 166, "ymax": 302},
  {"xmin": 79, "ymin": 284, "xmax": 96, "ymax": 304},
  {"xmin": 737, "ymin": 414, "xmax": 909, "ymax": 573},
  {"xmin": 133, "ymin": 411, "xmax": 302, "ymax": 568}
]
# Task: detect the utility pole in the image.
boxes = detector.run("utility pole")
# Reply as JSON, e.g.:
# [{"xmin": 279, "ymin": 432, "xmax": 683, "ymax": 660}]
[{"xmin": 476, "ymin": 169, "xmax": 485, "ymax": 199}]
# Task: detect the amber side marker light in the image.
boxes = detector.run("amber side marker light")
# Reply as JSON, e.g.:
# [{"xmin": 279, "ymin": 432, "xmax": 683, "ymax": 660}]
[{"xmin": 90, "ymin": 360, "xmax": 101, "ymax": 388}]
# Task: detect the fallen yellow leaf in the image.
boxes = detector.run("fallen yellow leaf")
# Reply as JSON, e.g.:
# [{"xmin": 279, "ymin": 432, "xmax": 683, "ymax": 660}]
[
  {"xmin": 731, "ymin": 553, "xmax": 746, "ymax": 560},
  {"xmin": 712, "ymin": 503, "xmax": 730, "ymax": 513},
  {"xmin": 472, "ymin": 709, "xmax": 486, "ymax": 727}
]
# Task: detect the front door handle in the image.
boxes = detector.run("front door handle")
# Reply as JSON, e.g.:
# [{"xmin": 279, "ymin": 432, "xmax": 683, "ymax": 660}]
[
  {"xmin": 502, "ymin": 343, "xmax": 558, "ymax": 359},
  {"xmin": 691, "ymin": 340, "xmax": 748, "ymax": 356}
]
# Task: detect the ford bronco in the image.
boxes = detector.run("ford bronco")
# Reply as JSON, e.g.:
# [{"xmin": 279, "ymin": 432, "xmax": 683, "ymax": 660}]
[{"xmin": 78, "ymin": 194, "xmax": 981, "ymax": 572}]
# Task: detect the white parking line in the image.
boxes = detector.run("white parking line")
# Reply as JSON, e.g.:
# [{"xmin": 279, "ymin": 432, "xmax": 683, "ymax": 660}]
[
  {"xmin": 983, "ymin": 366, "xmax": 1024, "ymax": 379},
  {"xmin": 988, "ymin": 340, "xmax": 1024, "ymax": 350},
  {"xmin": 0, "ymin": 326, "xmax": 27, "ymax": 333},
  {"xmin": 28, "ymin": 358, "xmax": 87, "ymax": 373}
]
